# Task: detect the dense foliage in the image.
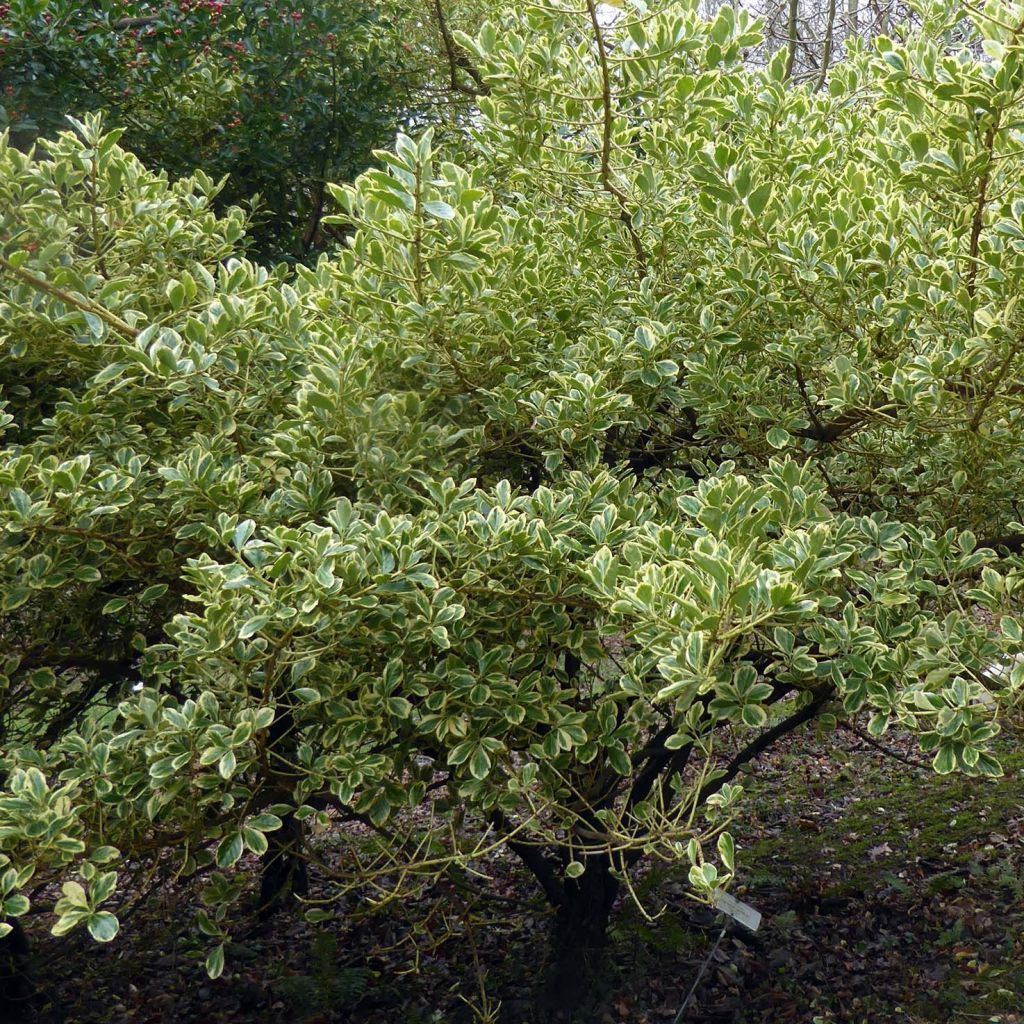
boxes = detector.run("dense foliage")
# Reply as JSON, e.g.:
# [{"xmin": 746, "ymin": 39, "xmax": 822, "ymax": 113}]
[
  {"xmin": 0, "ymin": 0, "xmax": 457, "ymax": 258},
  {"xmin": 2, "ymin": 0, "xmax": 1024, "ymax": 1013}
]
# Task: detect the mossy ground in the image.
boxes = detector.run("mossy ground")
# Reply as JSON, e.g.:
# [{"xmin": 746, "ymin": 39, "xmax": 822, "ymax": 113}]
[
  {"xmin": 29, "ymin": 724, "xmax": 1024, "ymax": 1023},
  {"xmin": 708, "ymin": 727, "xmax": 1024, "ymax": 1023}
]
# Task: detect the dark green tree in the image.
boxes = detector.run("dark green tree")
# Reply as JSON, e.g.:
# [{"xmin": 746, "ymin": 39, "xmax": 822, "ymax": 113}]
[{"xmin": 0, "ymin": 0, "xmax": 474, "ymax": 259}]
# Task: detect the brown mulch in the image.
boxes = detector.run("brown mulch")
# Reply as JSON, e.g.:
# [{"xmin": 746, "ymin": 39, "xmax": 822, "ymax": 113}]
[{"xmin": 18, "ymin": 724, "xmax": 1024, "ymax": 1024}]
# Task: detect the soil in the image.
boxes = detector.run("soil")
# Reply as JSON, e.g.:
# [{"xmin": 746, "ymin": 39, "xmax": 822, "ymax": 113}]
[{"xmin": 15, "ymin": 722, "xmax": 1024, "ymax": 1024}]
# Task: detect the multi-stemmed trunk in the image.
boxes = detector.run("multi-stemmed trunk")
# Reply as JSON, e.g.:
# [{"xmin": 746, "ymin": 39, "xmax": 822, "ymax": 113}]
[{"xmin": 257, "ymin": 811, "xmax": 308, "ymax": 919}]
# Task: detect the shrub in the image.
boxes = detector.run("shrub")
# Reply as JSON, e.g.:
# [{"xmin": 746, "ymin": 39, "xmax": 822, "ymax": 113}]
[{"xmin": 2, "ymin": 0, "xmax": 1024, "ymax": 1016}]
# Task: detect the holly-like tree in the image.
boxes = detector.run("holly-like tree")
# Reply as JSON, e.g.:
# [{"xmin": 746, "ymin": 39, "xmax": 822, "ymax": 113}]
[{"xmin": 1, "ymin": 0, "xmax": 1023, "ymax": 1017}]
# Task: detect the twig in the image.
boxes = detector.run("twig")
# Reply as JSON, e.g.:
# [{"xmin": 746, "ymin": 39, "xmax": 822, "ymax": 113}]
[
  {"xmin": 840, "ymin": 722, "xmax": 930, "ymax": 770},
  {"xmin": 673, "ymin": 919, "xmax": 727, "ymax": 1023},
  {"xmin": 583, "ymin": 0, "xmax": 649, "ymax": 279},
  {"xmin": 0, "ymin": 255, "xmax": 139, "ymax": 339},
  {"xmin": 430, "ymin": 0, "xmax": 488, "ymax": 96}
]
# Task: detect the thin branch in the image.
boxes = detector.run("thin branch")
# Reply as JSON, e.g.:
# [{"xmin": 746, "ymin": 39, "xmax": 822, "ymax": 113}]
[
  {"xmin": 966, "ymin": 123, "xmax": 997, "ymax": 300},
  {"xmin": 793, "ymin": 399, "xmax": 898, "ymax": 444},
  {"xmin": 584, "ymin": 0, "xmax": 649, "ymax": 279},
  {"xmin": 698, "ymin": 689, "xmax": 833, "ymax": 805},
  {"xmin": 430, "ymin": 0, "xmax": 489, "ymax": 97},
  {"xmin": 489, "ymin": 810, "xmax": 565, "ymax": 908},
  {"xmin": 840, "ymin": 722, "xmax": 929, "ymax": 770},
  {"xmin": 0, "ymin": 255, "xmax": 139, "ymax": 339},
  {"xmin": 969, "ymin": 334, "xmax": 1021, "ymax": 431},
  {"xmin": 113, "ymin": 16, "xmax": 159, "ymax": 29}
]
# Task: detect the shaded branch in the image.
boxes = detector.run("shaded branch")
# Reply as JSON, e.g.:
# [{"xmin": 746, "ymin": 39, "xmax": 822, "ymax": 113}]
[
  {"xmin": 430, "ymin": 0, "xmax": 488, "ymax": 97},
  {"xmin": 793, "ymin": 400, "xmax": 897, "ymax": 444},
  {"xmin": 698, "ymin": 688, "xmax": 833, "ymax": 805},
  {"xmin": 979, "ymin": 532, "xmax": 1024, "ymax": 553},
  {"xmin": 840, "ymin": 722, "xmax": 929, "ymax": 770},
  {"xmin": 490, "ymin": 810, "xmax": 565, "ymax": 908}
]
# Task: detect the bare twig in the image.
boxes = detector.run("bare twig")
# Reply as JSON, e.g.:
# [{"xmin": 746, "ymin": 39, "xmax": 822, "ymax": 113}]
[
  {"xmin": 840, "ymin": 722, "xmax": 930, "ymax": 770},
  {"xmin": 584, "ymin": 0, "xmax": 649, "ymax": 279}
]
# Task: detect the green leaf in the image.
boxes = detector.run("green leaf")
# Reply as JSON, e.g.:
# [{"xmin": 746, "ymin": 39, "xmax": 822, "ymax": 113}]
[
  {"xmin": 746, "ymin": 183, "xmax": 772, "ymax": 217},
  {"xmin": 238, "ymin": 615, "xmax": 270, "ymax": 639},
  {"xmin": 60, "ymin": 881, "xmax": 89, "ymax": 908},
  {"xmin": 242, "ymin": 827, "xmax": 269, "ymax": 856},
  {"xmin": 87, "ymin": 911, "xmax": 119, "ymax": 942},
  {"xmin": 216, "ymin": 832, "xmax": 244, "ymax": 869},
  {"xmin": 206, "ymin": 944, "xmax": 225, "ymax": 980},
  {"xmin": 3, "ymin": 894, "xmax": 29, "ymax": 917},
  {"xmin": 717, "ymin": 832, "xmax": 735, "ymax": 871},
  {"xmin": 469, "ymin": 745, "xmax": 492, "ymax": 781},
  {"xmin": 932, "ymin": 745, "xmax": 956, "ymax": 775},
  {"xmin": 423, "ymin": 200, "xmax": 456, "ymax": 220},
  {"xmin": 3, "ymin": 587, "xmax": 31, "ymax": 612},
  {"xmin": 740, "ymin": 704, "xmax": 768, "ymax": 728},
  {"xmin": 247, "ymin": 813, "xmax": 283, "ymax": 832}
]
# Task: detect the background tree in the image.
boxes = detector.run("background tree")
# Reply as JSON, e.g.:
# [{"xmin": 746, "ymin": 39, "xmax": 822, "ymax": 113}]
[
  {"xmin": 0, "ymin": 0, "xmax": 481, "ymax": 259},
  {"xmin": 694, "ymin": 0, "xmax": 982, "ymax": 87}
]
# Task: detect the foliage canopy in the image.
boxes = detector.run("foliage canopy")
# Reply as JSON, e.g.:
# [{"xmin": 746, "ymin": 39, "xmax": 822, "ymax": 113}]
[
  {"xmin": 1, "ymin": 0, "xmax": 1023, "ymax": 999},
  {"xmin": 0, "ymin": 0, "xmax": 466, "ymax": 259}
]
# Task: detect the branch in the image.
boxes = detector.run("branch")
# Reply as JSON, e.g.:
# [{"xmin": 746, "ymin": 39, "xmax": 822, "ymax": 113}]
[
  {"xmin": 430, "ymin": 0, "xmax": 488, "ymax": 97},
  {"xmin": 793, "ymin": 399, "xmax": 898, "ymax": 444},
  {"xmin": 698, "ymin": 689, "xmax": 833, "ymax": 805},
  {"xmin": 966, "ymin": 123, "xmax": 997, "ymax": 300},
  {"xmin": 113, "ymin": 16, "xmax": 158, "ymax": 29},
  {"xmin": 584, "ymin": 0, "xmax": 649, "ymax": 279},
  {"xmin": 840, "ymin": 722, "xmax": 929, "ymax": 770},
  {"xmin": 815, "ymin": 0, "xmax": 838, "ymax": 93},
  {"xmin": 978, "ymin": 532, "xmax": 1024, "ymax": 553},
  {"xmin": 0, "ymin": 255, "xmax": 139, "ymax": 339},
  {"xmin": 627, "ymin": 724, "xmax": 693, "ymax": 811},
  {"xmin": 490, "ymin": 810, "xmax": 565, "ymax": 908},
  {"xmin": 969, "ymin": 334, "xmax": 1021, "ymax": 431},
  {"xmin": 783, "ymin": 0, "xmax": 799, "ymax": 80}
]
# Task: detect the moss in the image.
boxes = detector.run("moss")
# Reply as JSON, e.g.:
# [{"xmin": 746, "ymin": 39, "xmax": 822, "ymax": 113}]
[
  {"xmin": 736, "ymin": 740, "xmax": 1024, "ymax": 898},
  {"xmin": 722, "ymin": 734, "xmax": 1024, "ymax": 1023}
]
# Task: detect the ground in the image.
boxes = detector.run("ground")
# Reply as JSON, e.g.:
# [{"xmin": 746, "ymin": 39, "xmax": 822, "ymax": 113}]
[{"xmin": 22, "ymin": 721, "xmax": 1024, "ymax": 1024}]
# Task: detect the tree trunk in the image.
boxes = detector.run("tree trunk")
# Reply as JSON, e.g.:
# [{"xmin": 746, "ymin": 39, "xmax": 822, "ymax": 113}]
[
  {"xmin": 542, "ymin": 854, "xmax": 618, "ymax": 1021},
  {"xmin": 0, "ymin": 918, "xmax": 33, "ymax": 1021},
  {"xmin": 257, "ymin": 811, "xmax": 308, "ymax": 919},
  {"xmin": 257, "ymin": 702, "xmax": 307, "ymax": 919},
  {"xmin": 783, "ymin": 0, "xmax": 799, "ymax": 80},
  {"xmin": 815, "ymin": 0, "xmax": 838, "ymax": 92}
]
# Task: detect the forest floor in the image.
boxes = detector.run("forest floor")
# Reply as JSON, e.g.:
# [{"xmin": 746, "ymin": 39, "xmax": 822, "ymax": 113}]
[{"xmin": 23, "ymin": 721, "xmax": 1024, "ymax": 1024}]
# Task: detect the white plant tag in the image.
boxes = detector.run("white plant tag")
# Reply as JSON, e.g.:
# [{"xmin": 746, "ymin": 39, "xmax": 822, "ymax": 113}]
[{"xmin": 712, "ymin": 889, "xmax": 762, "ymax": 932}]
